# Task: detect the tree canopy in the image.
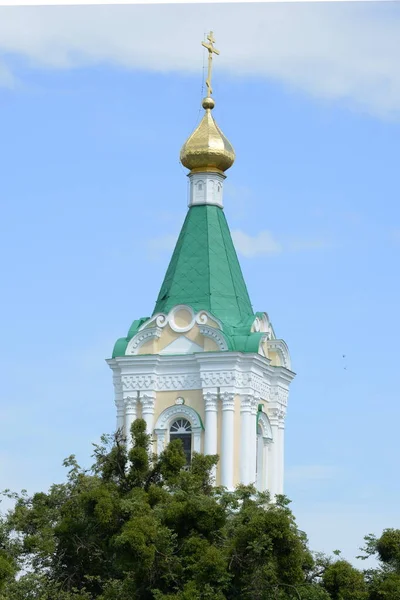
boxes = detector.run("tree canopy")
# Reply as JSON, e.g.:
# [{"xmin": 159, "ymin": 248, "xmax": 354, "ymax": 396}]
[{"xmin": 0, "ymin": 420, "xmax": 399, "ymax": 599}]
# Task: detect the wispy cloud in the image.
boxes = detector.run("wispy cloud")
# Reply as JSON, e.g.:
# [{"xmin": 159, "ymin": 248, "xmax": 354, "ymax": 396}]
[
  {"xmin": 232, "ymin": 230, "xmax": 282, "ymax": 258},
  {"xmin": 231, "ymin": 229, "xmax": 331, "ymax": 258},
  {"xmin": 0, "ymin": 60, "xmax": 16, "ymax": 88},
  {"xmin": 147, "ymin": 227, "xmax": 330, "ymax": 260},
  {"xmin": 0, "ymin": 4, "xmax": 400, "ymax": 119}
]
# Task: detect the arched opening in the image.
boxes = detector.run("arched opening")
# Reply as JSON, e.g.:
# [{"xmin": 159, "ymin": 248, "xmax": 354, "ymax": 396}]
[
  {"xmin": 169, "ymin": 418, "xmax": 192, "ymax": 464},
  {"xmin": 256, "ymin": 411, "xmax": 273, "ymax": 492}
]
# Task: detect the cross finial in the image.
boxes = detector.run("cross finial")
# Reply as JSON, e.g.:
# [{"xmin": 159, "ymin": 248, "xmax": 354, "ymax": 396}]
[{"xmin": 202, "ymin": 31, "xmax": 220, "ymax": 98}]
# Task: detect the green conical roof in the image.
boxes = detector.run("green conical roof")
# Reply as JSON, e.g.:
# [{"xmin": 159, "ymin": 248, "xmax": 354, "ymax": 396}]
[{"xmin": 153, "ymin": 205, "xmax": 253, "ymax": 326}]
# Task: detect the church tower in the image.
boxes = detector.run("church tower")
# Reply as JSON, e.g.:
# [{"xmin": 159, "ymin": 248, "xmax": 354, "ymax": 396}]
[{"xmin": 107, "ymin": 33, "xmax": 294, "ymax": 496}]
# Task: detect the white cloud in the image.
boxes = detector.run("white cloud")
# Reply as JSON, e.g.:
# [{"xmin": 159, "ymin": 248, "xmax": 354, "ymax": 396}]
[
  {"xmin": 232, "ymin": 229, "xmax": 282, "ymax": 258},
  {"xmin": 0, "ymin": 60, "xmax": 16, "ymax": 88},
  {"xmin": 0, "ymin": 4, "xmax": 400, "ymax": 118},
  {"xmin": 147, "ymin": 228, "xmax": 329, "ymax": 259},
  {"xmin": 231, "ymin": 229, "xmax": 330, "ymax": 257}
]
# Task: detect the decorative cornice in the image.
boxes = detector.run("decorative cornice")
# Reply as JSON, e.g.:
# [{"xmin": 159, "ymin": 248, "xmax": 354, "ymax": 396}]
[
  {"xmin": 111, "ymin": 354, "xmax": 290, "ymax": 403},
  {"xmin": 122, "ymin": 374, "xmax": 157, "ymax": 390}
]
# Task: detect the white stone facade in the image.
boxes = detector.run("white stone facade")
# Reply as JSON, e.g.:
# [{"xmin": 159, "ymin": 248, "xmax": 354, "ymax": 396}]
[{"xmin": 107, "ymin": 305, "xmax": 294, "ymax": 498}]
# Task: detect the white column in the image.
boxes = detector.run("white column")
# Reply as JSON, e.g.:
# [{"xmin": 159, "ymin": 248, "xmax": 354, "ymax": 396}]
[
  {"xmin": 263, "ymin": 439, "xmax": 271, "ymax": 493},
  {"xmin": 115, "ymin": 400, "xmax": 125, "ymax": 433},
  {"xmin": 140, "ymin": 392, "xmax": 156, "ymax": 436},
  {"xmin": 124, "ymin": 395, "xmax": 137, "ymax": 451},
  {"xmin": 278, "ymin": 417, "xmax": 285, "ymax": 494},
  {"xmin": 192, "ymin": 428, "xmax": 202, "ymax": 454},
  {"xmin": 113, "ymin": 374, "xmax": 124, "ymax": 432},
  {"xmin": 250, "ymin": 398, "xmax": 258, "ymax": 485},
  {"xmin": 204, "ymin": 390, "xmax": 218, "ymax": 481},
  {"xmin": 268, "ymin": 412, "xmax": 280, "ymax": 501},
  {"xmin": 220, "ymin": 391, "xmax": 235, "ymax": 491},
  {"xmin": 204, "ymin": 390, "xmax": 218, "ymax": 455},
  {"xmin": 240, "ymin": 395, "xmax": 253, "ymax": 485},
  {"xmin": 154, "ymin": 429, "xmax": 166, "ymax": 455},
  {"xmin": 256, "ymin": 431, "xmax": 264, "ymax": 491}
]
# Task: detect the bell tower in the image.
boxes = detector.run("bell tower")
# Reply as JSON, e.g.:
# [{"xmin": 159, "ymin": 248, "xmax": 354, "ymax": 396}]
[{"xmin": 107, "ymin": 32, "xmax": 294, "ymax": 496}]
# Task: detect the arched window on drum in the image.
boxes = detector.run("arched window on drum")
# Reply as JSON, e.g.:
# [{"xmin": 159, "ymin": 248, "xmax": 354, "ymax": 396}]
[{"xmin": 169, "ymin": 418, "xmax": 192, "ymax": 464}]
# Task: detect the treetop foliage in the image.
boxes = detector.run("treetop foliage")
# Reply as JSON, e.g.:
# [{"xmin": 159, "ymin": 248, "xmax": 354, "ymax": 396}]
[{"xmin": 0, "ymin": 420, "xmax": 399, "ymax": 599}]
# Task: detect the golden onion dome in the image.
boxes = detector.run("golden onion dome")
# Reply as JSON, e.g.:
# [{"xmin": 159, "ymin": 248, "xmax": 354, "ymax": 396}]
[{"xmin": 180, "ymin": 97, "xmax": 235, "ymax": 174}]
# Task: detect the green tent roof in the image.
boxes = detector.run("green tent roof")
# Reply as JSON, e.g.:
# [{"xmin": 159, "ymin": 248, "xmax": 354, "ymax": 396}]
[
  {"xmin": 153, "ymin": 205, "xmax": 253, "ymax": 326},
  {"xmin": 111, "ymin": 205, "xmax": 266, "ymax": 358}
]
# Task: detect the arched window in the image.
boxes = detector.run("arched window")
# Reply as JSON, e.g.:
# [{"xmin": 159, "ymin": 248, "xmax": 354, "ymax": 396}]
[
  {"xmin": 154, "ymin": 405, "xmax": 203, "ymax": 458},
  {"xmin": 170, "ymin": 418, "xmax": 192, "ymax": 464}
]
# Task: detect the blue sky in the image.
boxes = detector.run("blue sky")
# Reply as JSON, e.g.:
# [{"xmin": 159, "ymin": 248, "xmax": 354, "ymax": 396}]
[{"xmin": 1, "ymin": 2, "xmax": 400, "ymax": 566}]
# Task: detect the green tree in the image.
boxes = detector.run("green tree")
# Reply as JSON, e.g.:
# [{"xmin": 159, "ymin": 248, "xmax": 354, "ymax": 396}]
[
  {"xmin": 322, "ymin": 559, "xmax": 367, "ymax": 600},
  {"xmin": 0, "ymin": 419, "xmax": 365, "ymax": 600},
  {"xmin": 359, "ymin": 529, "xmax": 400, "ymax": 599}
]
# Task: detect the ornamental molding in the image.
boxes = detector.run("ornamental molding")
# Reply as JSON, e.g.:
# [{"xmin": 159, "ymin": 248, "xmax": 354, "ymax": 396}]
[
  {"xmin": 270, "ymin": 385, "xmax": 289, "ymax": 407},
  {"xmin": 155, "ymin": 404, "xmax": 203, "ymax": 430},
  {"xmin": 120, "ymin": 369, "xmax": 271, "ymax": 398},
  {"xmin": 198, "ymin": 325, "xmax": 228, "ymax": 351},
  {"xmin": 158, "ymin": 374, "xmax": 201, "ymax": 390},
  {"xmin": 115, "ymin": 397, "xmax": 125, "ymax": 410},
  {"xmin": 221, "ymin": 391, "xmax": 235, "ymax": 410},
  {"xmin": 141, "ymin": 305, "xmax": 223, "ymax": 335},
  {"xmin": 240, "ymin": 394, "xmax": 253, "ymax": 412},
  {"xmin": 124, "ymin": 396, "xmax": 137, "ymax": 411},
  {"xmin": 267, "ymin": 407, "xmax": 286, "ymax": 423},
  {"xmin": 125, "ymin": 327, "xmax": 162, "ymax": 355},
  {"xmin": 200, "ymin": 370, "xmax": 234, "ymax": 387},
  {"xmin": 112, "ymin": 377, "xmax": 123, "ymax": 393},
  {"xmin": 122, "ymin": 375, "xmax": 158, "ymax": 390},
  {"xmin": 203, "ymin": 391, "xmax": 218, "ymax": 410},
  {"xmin": 139, "ymin": 392, "xmax": 156, "ymax": 413},
  {"xmin": 267, "ymin": 339, "xmax": 291, "ymax": 370}
]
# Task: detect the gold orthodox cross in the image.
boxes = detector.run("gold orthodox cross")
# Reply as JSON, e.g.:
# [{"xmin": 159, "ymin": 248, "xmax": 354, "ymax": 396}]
[{"xmin": 202, "ymin": 31, "xmax": 220, "ymax": 97}]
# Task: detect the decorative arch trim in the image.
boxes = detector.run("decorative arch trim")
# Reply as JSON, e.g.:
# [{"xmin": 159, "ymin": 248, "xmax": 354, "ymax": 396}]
[
  {"xmin": 267, "ymin": 339, "xmax": 291, "ymax": 370},
  {"xmin": 155, "ymin": 404, "xmax": 204, "ymax": 431},
  {"xmin": 125, "ymin": 327, "xmax": 162, "ymax": 355},
  {"xmin": 154, "ymin": 404, "xmax": 203, "ymax": 456},
  {"xmin": 199, "ymin": 325, "xmax": 228, "ymax": 351},
  {"xmin": 257, "ymin": 410, "xmax": 273, "ymax": 441}
]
